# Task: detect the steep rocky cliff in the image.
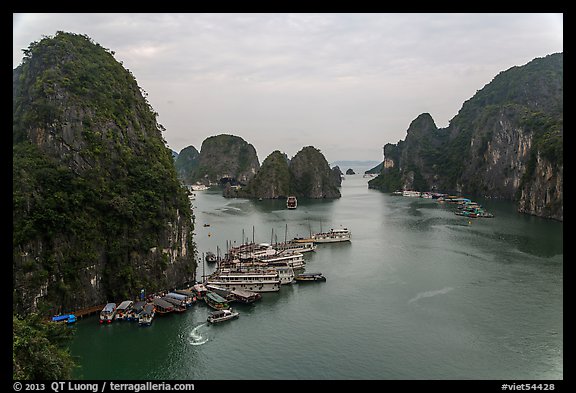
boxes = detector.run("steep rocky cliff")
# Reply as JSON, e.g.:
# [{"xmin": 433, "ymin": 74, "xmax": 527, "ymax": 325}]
[
  {"xmin": 174, "ymin": 145, "xmax": 200, "ymax": 184},
  {"xmin": 191, "ymin": 134, "xmax": 260, "ymax": 186},
  {"xmin": 225, "ymin": 150, "xmax": 290, "ymax": 198},
  {"xmin": 289, "ymin": 146, "xmax": 341, "ymax": 199},
  {"xmin": 369, "ymin": 53, "xmax": 563, "ymax": 220},
  {"xmin": 13, "ymin": 32, "xmax": 196, "ymax": 315},
  {"xmin": 225, "ymin": 146, "xmax": 341, "ymax": 199}
]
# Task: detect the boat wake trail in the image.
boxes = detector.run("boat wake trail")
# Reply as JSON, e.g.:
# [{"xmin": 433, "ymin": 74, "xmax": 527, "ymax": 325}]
[
  {"xmin": 187, "ymin": 323, "xmax": 210, "ymax": 346},
  {"xmin": 408, "ymin": 287, "xmax": 454, "ymax": 304}
]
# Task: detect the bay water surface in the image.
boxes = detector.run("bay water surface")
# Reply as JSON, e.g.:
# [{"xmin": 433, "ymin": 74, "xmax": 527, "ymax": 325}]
[{"xmin": 69, "ymin": 172, "xmax": 563, "ymax": 380}]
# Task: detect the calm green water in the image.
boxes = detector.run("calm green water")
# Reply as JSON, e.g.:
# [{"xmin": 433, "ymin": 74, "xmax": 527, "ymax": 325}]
[{"xmin": 68, "ymin": 173, "xmax": 563, "ymax": 380}]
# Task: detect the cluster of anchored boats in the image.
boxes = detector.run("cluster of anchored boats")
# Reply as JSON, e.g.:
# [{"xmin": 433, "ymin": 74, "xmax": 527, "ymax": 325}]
[
  {"xmin": 393, "ymin": 190, "xmax": 494, "ymax": 218},
  {"xmin": 95, "ymin": 226, "xmax": 351, "ymax": 326}
]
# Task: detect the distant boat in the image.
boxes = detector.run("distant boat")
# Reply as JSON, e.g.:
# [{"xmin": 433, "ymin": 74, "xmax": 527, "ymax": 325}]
[
  {"xmin": 207, "ymin": 308, "xmax": 239, "ymax": 324},
  {"xmin": 275, "ymin": 240, "xmax": 317, "ymax": 253},
  {"xmin": 190, "ymin": 184, "xmax": 209, "ymax": 191},
  {"xmin": 286, "ymin": 196, "xmax": 297, "ymax": 209},
  {"xmin": 312, "ymin": 228, "xmax": 351, "ymax": 243},
  {"xmin": 205, "ymin": 251, "xmax": 217, "ymax": 263},
  {"xmin": 295, "ymin": 272, "xmax": 327, "ymax": 282}
]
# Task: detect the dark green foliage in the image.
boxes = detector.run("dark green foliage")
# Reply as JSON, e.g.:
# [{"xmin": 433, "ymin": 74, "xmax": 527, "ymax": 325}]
[
  {"xmin": 174, "ymin": 145, "xmax": 200, "ymax": 183},
  {"xmin": 13, "ymin": 313, "xmax": 77, "ymax": 380},
  {"xmin": 370, "ymin": 53, "xmax": 563, "ymax": 201},
  {"xmin": 368, "ymin": 167, "xmax": 401, "ymax": 192},
  {"xmin": 240, "ymin": 150, "xmax": 291, "ymax": 198},
  {"xmin": 13, "ymin": 32, "xmax": 195, "ymax": 313}
]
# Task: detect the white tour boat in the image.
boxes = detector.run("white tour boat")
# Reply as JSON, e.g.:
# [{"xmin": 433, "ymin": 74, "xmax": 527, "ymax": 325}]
[{"xmin": 312, "ymin": 228, "xmax": 351, "ymax": 243}]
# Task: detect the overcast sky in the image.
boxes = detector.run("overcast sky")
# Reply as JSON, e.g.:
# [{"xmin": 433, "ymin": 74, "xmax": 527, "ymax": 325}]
[{"xmin": 13, "ymin": 13, "xmax": 563, "ymax": 163}]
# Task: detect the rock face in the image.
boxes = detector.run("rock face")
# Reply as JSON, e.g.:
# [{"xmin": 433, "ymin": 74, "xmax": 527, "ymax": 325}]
[
  {"xmin": 174, "ymin": 145, "xmax": 200, "ymax": 184},
  {"xmin": 13, "ymin": 32, "xmax": 196, "ymax": 315},
  {"xmin": 331, "ymin": 166, "xmax": 344, "ymax": 187},
  {"xmin": 193, "ymin": 134, "xmax": 260, "ymax": 186},
  {"xmin": 225, "ymin": 150, "xmax": 290, "ymax": 198},
  {"xmin": 369, "ymin": 53, "xmax": 563, "ymax": 221},
  {"xmin": 289, "ymin": 146, "xmax": 341, "ymax": 198},
  {"xmin": 225, "ymin": 146, "xmax": 341, "ymax": 199}
]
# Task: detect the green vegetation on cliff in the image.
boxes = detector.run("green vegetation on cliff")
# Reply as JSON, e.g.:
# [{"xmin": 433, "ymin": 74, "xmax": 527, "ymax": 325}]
[
  {"xmin": 369, "ymin": 53, "xmax": 563, "ymax": 220},
  {"xmin": 231, "ymin": 150, "xmax": 291, "ymax": 198},
  {"xmin": 289, "ymin": 146, "xmax": 341, "ymax": 199},
  {"xmin": 13, "ymin": 32, "xmax": 195, "ymax": 315},
  {"xmin": 13, "ymin": 313, "xmax": 76, "ymax": 379},
  {"xmin": 190, "ymin": 134, "xmax": 260, "ymax": 185},
  {"xmin": 174, "ymin": 145, "xmax": 200, "ymax": 184}
]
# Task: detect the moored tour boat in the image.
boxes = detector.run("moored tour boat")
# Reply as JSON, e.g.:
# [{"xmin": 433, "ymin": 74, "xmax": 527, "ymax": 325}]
[
  {"xmin": 204, "ymin": 291, "xmax": 231, "ymax": 310},
  {"xmin": 138, "ymin": 303, "xmax": 155, "ymax": 326},
  {"xmin": 151, "ymin": 297, "xmax": 174, "ymax": 314},
  {"xmin": 99, "ymin": 303, "xmax": 116, "ymax": 324},
  {"xmin": 162, "ymin": 296, "xmax": 187, "ymax": 313},
  {"xmin": 114, "ymin": 300, "xmax": 134, "ymax": 321},
  {"xmin": 206, "ymin": 269, "xmax": 281, "ymax": 293}
]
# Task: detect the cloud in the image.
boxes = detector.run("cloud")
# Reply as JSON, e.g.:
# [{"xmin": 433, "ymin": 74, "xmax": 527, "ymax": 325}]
[{"xmin": 13, "ymin": 13, "xmax": 563, "ymax": 161}]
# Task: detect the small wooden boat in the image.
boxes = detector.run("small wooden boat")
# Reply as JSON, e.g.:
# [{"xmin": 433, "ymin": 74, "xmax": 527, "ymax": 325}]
[
  {"xmin": 192, "ymin": 283, "xmax": 209, "ymax": 300},
  {"xmin": 207, "ymin": 308, "xmax": 239, "ymax": 324},
  {"xmin": 204, "ymin": 291, "xmax": 231, "ymax": 310},
  {"xmin": 167, "ymin": 291, "xmax": 194, "ymax": 307},
  {"xmin": 295, "ymin": 272, "xmax": 326, "ymax": 282},
  {"xmin": 286, "ymin": 196, "xmax": 298, "ymax": 209},
  {"xmin": 127, "ymin": 301, "xmax": 146, "ymax": 321},
  {"xmin": 51, "ymin": 314, "xmax": 76, "ymax": 324},
  {"xmin": 114, "ymin": 300, "xmax": 134, "ymax": 321},
  {"xmin": 138, "ymin": 304, "xmax": 155, "ymax": 326},
  {"xmin": 99, "ymin": 303, "xmax": 116, "ymax": 324},
  {"xmin": 151, "ymin": 297, "xmax": 174, "ymax": 314}
]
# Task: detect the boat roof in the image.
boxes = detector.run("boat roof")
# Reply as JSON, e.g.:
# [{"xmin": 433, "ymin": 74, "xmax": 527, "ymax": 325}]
[
  {"xmin": 206, "ymin": 291, "xmax": 228, "ymax": 303},
  {"xmin": 193, "ymin": 283, "xmax": 208, "ymax": 291},
  {"xmin": 117, "ymin": 300, "xmax": 133, "ymax": 309},
  {"xmin": 166, "ymin": 292, "xmax": 187, "ymax": 300},
  {"xmin": 102, "ymin": 303, "xmax": 116, "ymax": 312},
  {"xmin": 174, "ymin": 289, "xmax": 195, "ymax": 296},
  {"xmin": 51, "ymin": 314, "xmax": 74, "ymax": 322},
  {"xmin": 152, "ymin": 298, "xmax": 174, "ymax": 308},
  {"xmin": 162, "ymin": 296, "xmax": 184, "ymax": 306},
  {"xmin": 141, "ymin": 304, "xmax": 155, "ymax": 315},
  {"xmin": 231, "ymin": 288, "xmax": 260, "ymax": 297}
]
